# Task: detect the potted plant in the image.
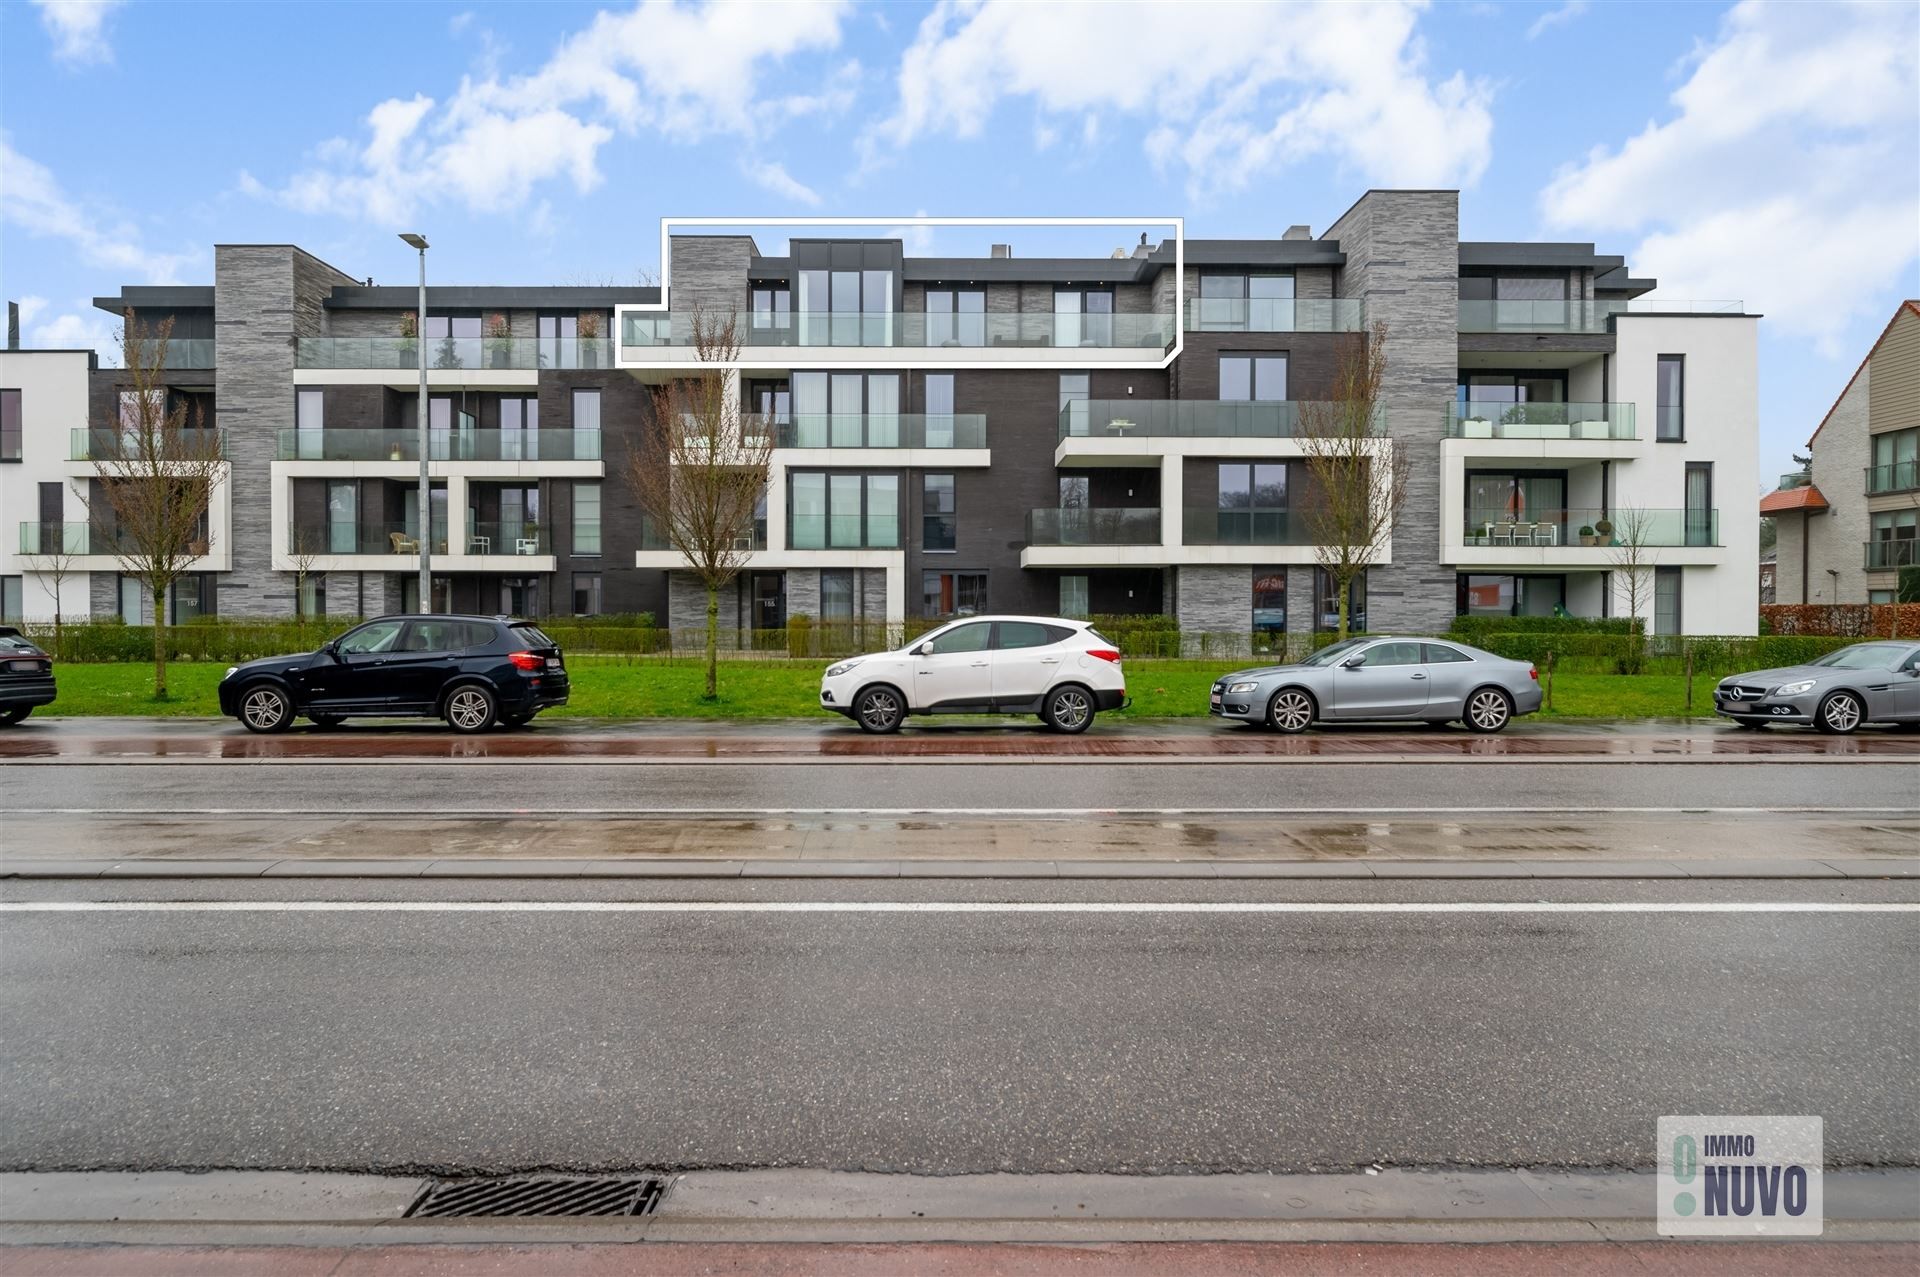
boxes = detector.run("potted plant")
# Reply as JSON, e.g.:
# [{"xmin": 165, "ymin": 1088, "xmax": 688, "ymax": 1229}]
[
  {"xmin": 388, "ymin": 442, "xmax": 404, "ymax": 462},
  {"xmin": 486, "ymin": 312, "xmax": 512, "ymax": 368},
  {"xmin": 398, "ymin": 311, "xmax": 418, "ymax": 366},
  {"xmin": 1578, "ymin": 525, "xmax": 1596, "ymax": 547},
  {"xmin": 1594, "ymin": 517, "xmax": 1614, "ymax": 545},
  {"xmin": 188, "ymin": 537, "xmax": 210, "ymax": 557},
  {"xmin": 577, "ymin": 312, "xmax": 601, "ymax": 368}
]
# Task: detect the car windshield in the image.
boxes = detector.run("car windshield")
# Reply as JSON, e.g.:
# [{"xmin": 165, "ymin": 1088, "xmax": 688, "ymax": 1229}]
[
  {"xmin": 1299, "ymin": 638, "xmax": 1369, "ymax": 667},
  {"xmin": 1810, "ymin": 644, "xmax": 1909, "ymax": 671},
  {"xmin": 0, "ymin": 635, "xmax": 35, "ymax": 652},
  {"xmin": 511, "ymin": 624, "xmax": 556, "ymax": 649}
]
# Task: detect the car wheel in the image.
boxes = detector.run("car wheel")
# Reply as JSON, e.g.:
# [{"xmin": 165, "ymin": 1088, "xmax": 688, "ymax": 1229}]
[
  {"xmin": 444, "ymin": 685, "xmax": 497, "ymax": 734},
  {"xmin": 239, "ymin": 684, "xmax": 294, "ymax": 734},
  {"xmin": 1815, "ymin": 690, "xmax": 1864, "ymax": 735},
  {"xmin": 1464, "ymin": 687, "xmax": 1513, "ymax": 734},
  {"xmin": 1043, "ymin": 684, "xmax": 1096, "ymax": 735},
  {"xmin": 0, "ymin": 707, "xmax": 30, "ymax": 727},
  {"xmin": 308, "ymin": 715, "xmax": 344, "ymax": 730},
  {"xmin": 853, "ymin": 685, "xmax": 905, "ymax": 735},
  {"xmin": 1266, "ymin": 688, "xmax": 1315, "ymax": 734}
]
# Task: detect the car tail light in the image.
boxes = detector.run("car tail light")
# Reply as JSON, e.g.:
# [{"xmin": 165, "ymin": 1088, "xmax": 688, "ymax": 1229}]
[
  {"xmin": 508, "ymin": 651, "xmax": 544, "ymax": 671},
  {"xmin": 1529, "ymin": 666, "xmax": 1539, "ymax": 681},
  {"xmin": 1089, "ymin": 648, "xmax": 1123, "ymax": 664}
]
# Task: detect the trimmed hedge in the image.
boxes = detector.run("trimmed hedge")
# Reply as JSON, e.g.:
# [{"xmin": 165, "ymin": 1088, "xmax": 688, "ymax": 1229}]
[
  {"xmin": 1759, "ymin": 603, "xmax": 1920, "ymax": 637},
  {"xmin": 1448, "ymin": 614, "xmax": 1640, "ymax": 639},
  {"xmin": 1471, "ymin": 631, "xmax": 1862, "ymax": 674}
]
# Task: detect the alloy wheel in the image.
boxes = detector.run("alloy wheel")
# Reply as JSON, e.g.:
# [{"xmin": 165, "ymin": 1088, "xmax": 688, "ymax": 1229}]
[
  {"xmin": 447, "ymin": 688, "xmax": 494, "ymax": 732},
  {"xmin": 242, "ymin": 687, "xmax": 289, "ymax": 733},
  {"xmin": 1046, "ymin": 687, "xmax": 1093, "ymax": 733},
  {"xmin": 1466, "ymin": 689, "xmax": 1511, "ymax": 733},
  {"xmin": 1818, "ymin": 692, "xmax": 1863, "ymax": 735},
  {"xmin": 1268, "ymin": 689, "xmax": 1313, "ymax": 734},
  {"xmin": 857, "ymin": 688, "xmax": 903, "ymax": 734}
]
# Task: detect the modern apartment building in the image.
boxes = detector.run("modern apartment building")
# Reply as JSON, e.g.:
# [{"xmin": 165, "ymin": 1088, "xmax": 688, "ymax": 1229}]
[
  {"xmin": 2, "ymin": 191, "xmax": 1761, "ymax": 637},
  {"xmin": 1763, "ymin": 299, "xmax": 1919, "ymax": 604}
]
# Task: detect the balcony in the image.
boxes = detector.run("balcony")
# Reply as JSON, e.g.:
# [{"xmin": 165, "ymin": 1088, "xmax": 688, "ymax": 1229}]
[
  {"xmin": 294, "ymin": 337, "xmax": 614, "ymax": 371},
  {"xmin": 148, "ymin": 338, "xmax": 214, "ymax": 368},
  {"xmin": 1457, "ymin": 298, "xmax": 1744, "ymax": 334},
  {"xmin": 763, "ymin": 413, "xmax": 987, "ymax": 450},
  {"xmin": 1181, "ymin": 509, "xmax": 1313, "ymax": 547},
  {"xmin": 1026, "ymin": 507, "xmax": 1161, "ymax": 546},
  {"xmin": 293, "ymin": 520, "xmax": 554, "ymax": 567},
  {"xmin": 275, "ymin": 429, "xmax": 602, "ymax": 463},
  {"xmin": 17, "ymin": 521, "xmax": 209, "ymax": 558},
  {"xmin": 1060, "ymin": 399, "xmax": 1381, "ymax": 440},
  {"xmin": 70, "ymin": 428, "xmax": 226, "ymax": 460},
  {"xmin": 1446, "ymin": 401, "xmax": 1635, "ymax": 441},
  {"xmin": 638, "ymin": 515, "xmax": 766, "ymax": 554},
  {"xmin": 621, "ymin": 311, "xmax": 1175, "ymax": 352},
  {"xmin": 1865, "ymin": 539, "xmax": 1916, "ymax": 571},
  {"xmin": 1778, "ymin": 470, "xmax": 1813, "ymax": 490},
  {"xmin": 1866, "ymin": 461, "xmax": 1919, "ymax": 496},
  {"xmin": 1461, "ymin": 508, "xmax": 1719, "ymax": 549},
  {"xmin": 1185, "ymin": 298, "xmax": 1364, "ymax": 333}
]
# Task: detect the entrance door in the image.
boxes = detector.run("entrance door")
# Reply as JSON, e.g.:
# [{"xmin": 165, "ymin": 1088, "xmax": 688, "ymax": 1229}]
[{"xmin": 751, "ymin": 573, "xmax": 786, "ymax": 632}]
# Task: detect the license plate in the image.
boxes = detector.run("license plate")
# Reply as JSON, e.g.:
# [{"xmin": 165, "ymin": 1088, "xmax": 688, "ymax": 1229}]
[
  {"xmin": 546, "ymin": 657, "xmax": 562, "ymax": 669},
  {"xmin": 8, "ymin": 659, "xmax": 41, "ymax": 673},
  {"xmin": 1210, "ymin": 693, "xmax": 1222, "ymax": 704}
]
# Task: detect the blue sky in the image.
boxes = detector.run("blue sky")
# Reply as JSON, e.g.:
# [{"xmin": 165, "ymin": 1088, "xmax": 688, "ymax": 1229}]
[{"xmin": 3, "ymin": 0, "xmax": 1916, "ymax": 486}]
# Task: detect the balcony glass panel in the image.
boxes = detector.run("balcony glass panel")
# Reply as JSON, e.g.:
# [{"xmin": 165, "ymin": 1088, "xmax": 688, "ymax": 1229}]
[
  {"xmin": 1446, "ymin": 402, "xmax": 1635, "ymax": 440},
  {"xmin": 274, "ymin": 429, "xmax": 601, "ymax": 462},
  {"xmin": 1181, "ymin": 508, "xmax": 1312, "ymax": 546},
  {"xmin": 294, "ymin": 337, "xmax": 614, "ymax": 370},
  {"xmin": 1459, "ymin": 508, "xmax": 1719, "ymax": 548},
  {"xmin": 1059, "ymin": 399, "xmax": 1382, "ymax": 440},
  {"xmin": 1025, "ymin": 507, "xmax": 1161, "ymax": 545},
  {"xmin": 71, "ymin": 428, "xmax": 226, "ymax": 460},
  {"xmin": 766, "ymin": 413, "xmax": 986, "ymax": 449},
  {"xmin": 1185, "ymin": 298, "xmax": 1363, "ymax": 332},
  {"xmin": 308, "ymin": 521, "xmax": 458, "ymax": 557},
  {"xmin": 620, "ymin": 312, "xmax": 1175, "ymax": 352}
]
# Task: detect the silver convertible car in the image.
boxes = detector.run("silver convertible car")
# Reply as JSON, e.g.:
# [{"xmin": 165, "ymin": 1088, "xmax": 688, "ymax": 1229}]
[
  {"xmin": 1713, "ymin": 640, "xmax": 1920, "ymax": 734},
  {"xmin": 1210, "ymin": 636, "xmax": 1542, "ymax": 733}
]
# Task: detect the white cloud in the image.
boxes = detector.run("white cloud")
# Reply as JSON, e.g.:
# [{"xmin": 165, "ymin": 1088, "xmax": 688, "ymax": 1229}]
[
  {"xmin": 741, "ymin": 159, "xmax": 822, "ymax": 207},
  {"xmin": 248, "ymin": 0, "xmax": 852, "ymax": 223},
  {"xmin": 1541, "ymin": 0, "xmax": 1919, "ymax": 351},
  {"xmin": 0, "ymin": 137, "xmax": 193, "ymax": 283},
  {"xmin": 868, "ymin": 0, "xmax": 1492, "ymax": 197},
  {"xmin": 13, "ymin": 295, "xmax": 118, "ymax": 363},
  {"xmin": 31, "ymin": 0, "xmax": 122, "ymax": 66},
  {"xmin": 1526, "ymin": 1, "xmax": 1588, "ymax": 41}
]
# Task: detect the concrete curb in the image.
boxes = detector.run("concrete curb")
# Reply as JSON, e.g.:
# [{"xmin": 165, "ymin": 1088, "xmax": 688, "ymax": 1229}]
[
  {"xmin": 2, "ymin": 1168, "xmax": 1914, "ymax": 1246},
  {"xmin": 3, "ymin": 857, "xmax": 1915, "ymax": 880}
]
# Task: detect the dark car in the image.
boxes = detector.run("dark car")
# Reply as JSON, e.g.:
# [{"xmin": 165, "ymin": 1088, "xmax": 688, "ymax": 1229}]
[
  {"xmin": 0, "ymin": 627, "xmax": 57, "ymax": 725},
  {"xmin": 218, "ymin": 614, "xmax": 568, "ymax": 734}
]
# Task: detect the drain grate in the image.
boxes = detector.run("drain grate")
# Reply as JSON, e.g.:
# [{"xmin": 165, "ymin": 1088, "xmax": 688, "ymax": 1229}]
[{"xmin": 405, "ymin": 1176, "xmax": 666, "ymax": 1219}]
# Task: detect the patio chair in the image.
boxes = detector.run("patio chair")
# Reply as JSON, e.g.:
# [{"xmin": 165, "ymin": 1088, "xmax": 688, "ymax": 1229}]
[
  {"xmin": 390, "ymin": 532, "xmax": 418, "ymax": 554},
  {"xmin": 515, "ymin": 537, "xmax": 540, "ymax": 555},
  {"xmin": 1491, "ymin": 520, "xmax": 1517, "ymax": 545}
]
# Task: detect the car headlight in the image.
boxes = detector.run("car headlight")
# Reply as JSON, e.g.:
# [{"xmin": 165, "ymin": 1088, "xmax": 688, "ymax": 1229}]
[
  {"xmin": 1774, "ymin": 680, "xmax": 1817, "ymax": 696},
  {"xmin": 1227, "ymin": 681, "xmax": 1260, "ymax": 694},
  {"xmin": 825, "ymin": 659, "xmax": 863, "ymax": 679},
  {"xmin": 224, "ymin": 666, "xmax": 238, "ymax": 681}
]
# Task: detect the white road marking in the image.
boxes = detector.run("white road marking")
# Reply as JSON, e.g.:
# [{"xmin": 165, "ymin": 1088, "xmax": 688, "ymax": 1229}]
[
  {"xmin": 1, "ymin": 901, "xmax": 1912, "ymax": 915},
  {"xmin": 5, "ymin": 806, "xmax": 1915, "ymax": 817}
]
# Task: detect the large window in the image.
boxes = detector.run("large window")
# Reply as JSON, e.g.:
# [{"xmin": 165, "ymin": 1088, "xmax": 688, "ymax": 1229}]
[
  {"xmin": 572, "ymin": 388, "xmax": 601, "ymax": 434},
  {"xmin": 1457, "ymin": 574, "xmax": 1565, "ymax": 618},
  {"xmin": 1219, "ymin": 353, "xmax": 1287, "ymax": 402},
  {"xmin": 421, "ymin": 314, "xmax": 481, "ymax": 341},
  {"xmin": 1654, "ymin": 566, "xmax": 1682, "ymax": 635},
  {"xmin": 1869, "ymin": 428, "xmax": 1918, "ymax": 494},
  {"xmin": 1314, "ymin": 568, "xmax": 1366, "ymax": 633},
  {"xmin": 1456, "ymin": 371, "xmax": 1566, "ymax": 406},
  {"xmin": 798, "ymin": 269, "xmax": 892, "ymax": 345},
  {"xmin": 500, "ymin": 577, "xmax": 539, "ymax": 617},
  {"xmin": 119, "ymin": 575, "xmax": 144, "ymax": 622},
  {"xmin": 1464, "ymin": 471, "xmax": 1568, "ymax": 544},
  {"xmin": 1252, "ymin": 570, "xmax": 1287, "ymax": 636},
  {"xmin": 923, "ymin": 571, "xmax": 986, "ymax": 618},
  {"xmin": 791, "ymin": 372, "xmax": 900, "ymax": 446},
  {"xmin": 1197, "ymin": 273, "xmax": 1295, "ymax": 330},
  {"xmin": 0, "ymin": 389, "xmax": 19, "ymax": 461},
  {"xmin": 923, "ymin": 474, "xmax": 956, "ymax": 551},
  {"xmin": 926, "ymin": 288, "xmax": 985, "ymax": 347},
  {"xmin": 820, "ymin": 569, "xmax": 856, "ymax": 626},
  {"xmin": 170, "ymin": 574, "xmax": 211, "ymax": 624},
  {"xmin": 1871, "ymin": 509, "xmax": 1918, "ymax": 569},
  {"xmin": 500, "ymin": 396, "xmax": 539, "ymax": 459},
  {"xmin": 790, "ymin": 472, "xmax": 898, "ymax": 549},
  {"xmin": 1214, "ymin": 462, "xmax": 1290, "ymax": 542},
  {"xmin": 1685, "ymin": 462, "xmax": 1714, "ymax": 547},
  {"xmin": 326, "ymin": 480, "xmax": 357, "ymax": 554},
  {"xmin": 750, "ymin": 285, "xmax": 791, "ymax": 333},
  {"xmin": 1056, "ymin": 288, "xmax": 1114, "ymax": 347},
  {"xmin": 572, "ymin": 572, "xmax": 602, "ymax": 615},
  {"xmin": 0, "ymin": 576, "xmax": 20, "ymax": 622},
  {"xmin": 297, "ymin": 572, "xmax": 325, "ymax": 621},
  {"xmin": 1657, "ymin": 355, "xmax": 1685, "ymax": 441},
  {"xmin": 1059, "ymin": 574, "xmax": 1089, "ymax": 619},
  {"xmin": 572, "ymin": 481, "xmax": 601, "ymax": 555},
  {"xmin": 924, "ymin": 374, "xmax": 955, "ymax": 447},
  {"xmin": 536, "ymin": 314, "xmax": 575, "ymax": 367}
]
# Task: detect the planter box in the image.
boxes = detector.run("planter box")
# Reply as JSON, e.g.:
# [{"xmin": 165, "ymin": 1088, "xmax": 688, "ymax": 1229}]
[{"xmin": 1460, "ymin": 418, "xmax": 1493, "ymax": 438}]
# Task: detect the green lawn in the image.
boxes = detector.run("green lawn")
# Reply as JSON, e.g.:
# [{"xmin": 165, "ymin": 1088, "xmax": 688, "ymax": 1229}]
[{"xmin": 35, "ymin": 658, "xmax": 1719, "ymax": 721}]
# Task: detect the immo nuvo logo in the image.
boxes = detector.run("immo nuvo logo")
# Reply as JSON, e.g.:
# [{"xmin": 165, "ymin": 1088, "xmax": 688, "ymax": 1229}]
[{"xmin": 1658, "ymin": 1115, "xmax": 1823, "ymax": 1236}]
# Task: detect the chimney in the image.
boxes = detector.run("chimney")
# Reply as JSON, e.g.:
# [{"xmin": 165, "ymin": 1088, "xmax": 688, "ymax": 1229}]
[
  {"xmin": 1132, "ymin": 232, "xmax": 1152, "ymax": 259},
  {"xmin": 990, "ymin": 244, "xmax": 1012, "ymax": 259},
  {"xmin": 6, "ymin": 301, "xmax": 18, "ymax": 350},
  {"xmin": 1282, "ymin": 225, "xmax": 1312, "ymax": 241}
]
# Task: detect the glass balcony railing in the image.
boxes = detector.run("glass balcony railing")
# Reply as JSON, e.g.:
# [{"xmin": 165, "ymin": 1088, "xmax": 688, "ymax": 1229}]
[
  {"xmin": 17, "ymin": 521, "xmax": 209, "ymax": 556},
  {"xmin": 460, "ymin": 521, "xmax": 552, "ymax": 556},
  {"xmin": 754, "ymin": 413, "xmax": 988, "ymax": 450},
  {"xmin": 294, "ymin": 337, "xmax": 614, "ymax": 371},
  {"xmin": 1026, "ymin": 507, "xmax": 1161, "ymax": 546},
  {"xmin": 621, "ymin": 311, "xmax": 1176, "ymax": 352},
  {"xmin": 638, "ymin": 514, "xmax": 766, "ymax": 553},
  {"xmin": 1461, "ymin": 507, "xmax": 1720, "ymax": 548},
  {"xmin": 1778, "ymin": 471, "xmax": 1813, "ymax": 490},
  {"xmin": 1181, "ymin": 509, "xmax": 1314, "ymax": 546},
  {"xmin": 1059, "ymin": 399, "xmax": 1382, "ymax": 440},
  {"xmin": 275, "ymin": 429, "xmax": 602, "ymax": 462},
  {"xmin": 70, "ymin": 428, "xmax": 226, "ymax": 460},
  {"xmin": 1865, "ymin": 539, "xmax": 1917, "ymax": 570},
  {"xmin": 1446, "ymin": 401, "xmax": 1636, "ymax": 440},
  {"xmin": 1865, "ymin": 461, "xmax": 1918, "ymax": 495},
  {"xmin": 1457, "ymin": 298, "xmax": 1744, "ymax": 334},
  {"xmin": 1185, "ymin": 298, "xmax": 1363, "ymax": 333}
]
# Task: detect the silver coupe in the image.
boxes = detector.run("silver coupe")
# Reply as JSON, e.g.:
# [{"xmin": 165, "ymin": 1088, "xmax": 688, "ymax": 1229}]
[
  {"xmin": 1209, "ymin": 636, "xmax": 1543, "ymax": 734},
  {"xmin": 1713, "ymin": 640, "xmax": 1920, "ymax": 734}
]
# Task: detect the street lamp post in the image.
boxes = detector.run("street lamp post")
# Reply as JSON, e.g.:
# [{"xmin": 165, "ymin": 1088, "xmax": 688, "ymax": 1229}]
[{"xmin": 399, "ymin": 233, "xmax": 430, "ymax": 610}]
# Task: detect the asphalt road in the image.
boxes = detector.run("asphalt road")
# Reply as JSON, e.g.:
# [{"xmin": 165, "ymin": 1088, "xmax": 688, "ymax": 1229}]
[
  {"xmin": 2, "ymin": 877, "xmax": 1914, "ymax": 1176},
  {"xmin": 3, "ymin": 757, "xmax": 1915, "ymax": 816}
]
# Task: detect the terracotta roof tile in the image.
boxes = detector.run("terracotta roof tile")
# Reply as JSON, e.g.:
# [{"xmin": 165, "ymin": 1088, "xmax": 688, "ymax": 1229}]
[{"xmin": 1760, "ymin": 485, "xmax": 1830, "ymax": 514}]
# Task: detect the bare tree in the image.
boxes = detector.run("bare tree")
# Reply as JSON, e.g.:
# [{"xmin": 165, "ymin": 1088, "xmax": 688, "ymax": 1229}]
[
  {"xmin": 31, "ymin": 522, "xmax": 82, "ymax": 658},
  {"xmin": 288, "ymin": 525, "xmax": 326, "ymax": 632},
  {"xmin": 622, "ymin": 310, "xmax": 772, "ymax": 699},
  {"xmin": 76, "ymin": 314, "xmax": 227, "ymax": 699},
  {"xmin": 1297, "ymin": 322, "xmax": 1404, "ymax": 640},
  {"xmin": 1607, "ymin": 505, "xmax": 1658, "ymax": 673}
]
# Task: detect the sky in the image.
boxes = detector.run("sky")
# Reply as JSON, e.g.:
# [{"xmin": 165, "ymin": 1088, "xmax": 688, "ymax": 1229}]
[{"xmin": 2, "ymin": 0, "xmax": 1916, "ymax": 488}]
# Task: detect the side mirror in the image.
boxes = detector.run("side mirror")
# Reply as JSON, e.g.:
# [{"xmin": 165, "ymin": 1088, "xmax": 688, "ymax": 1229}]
[
  {"xmin": 914, "ymin": 641, "xmax": 934, "ymax": 657},
  {"xmin": 1341, "ymin": 656, "xmax": 1366, "ymax": 670}
]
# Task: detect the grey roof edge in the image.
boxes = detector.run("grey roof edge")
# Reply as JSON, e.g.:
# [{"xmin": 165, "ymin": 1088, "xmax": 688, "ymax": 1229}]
[
  {"xmin": 323, "ymin": 285, "xmax": 662, "ymax": 309},
  {"xmin": 92, "ymin": 286, "xmax": 218, "ymax": 315}
]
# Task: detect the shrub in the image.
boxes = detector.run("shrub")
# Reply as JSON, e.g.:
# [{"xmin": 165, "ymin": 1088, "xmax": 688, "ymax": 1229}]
[
  {"xmin": 1759, "ymin": 603, "xmax": 1920, "ymax": 637},
  {"xmin": 1448, "ymin": 615, "xmax": 1640, "ymax": 639}
]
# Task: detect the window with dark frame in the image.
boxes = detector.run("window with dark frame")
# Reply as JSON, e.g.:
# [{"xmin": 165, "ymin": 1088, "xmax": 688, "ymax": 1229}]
[
  {"xmin": 1219, "ymin": 353, "xmax": 1287, "ymax": 402},
  {"xmin": 922, "ymin": 474, "xmax": 956, "ymax": 551},
  {"xmin": 1657, "ymin": 355, "xmax": 1685, "ymax": 440},
  {"xmin": 923, "ymin": 570, "xmax": 986, "ymax": 618},
  {"xmin": 572, "ymin": 572, "xmax": 603, "ymax": 615},
  {"xmin": 1, "ymin": 389, "xmax": 20, "ymax": 461},
  {"xmin": 790, "ymin": 472, "xmax": 899, "ymax": 549},
  {"xmin": 1314, "ymin": 567, "xmax": 1367, "ymax": 633},
  {"xmin": 750, "ymin": 285, "xmax": 791, "ymax": 331},
  {"xmin": 926, "ymin": 288, "xmax": 986, "ymax": 346},
  {"xmin": 1654, "ymin": 566, "xmax": 1682, "ymax": 635}
]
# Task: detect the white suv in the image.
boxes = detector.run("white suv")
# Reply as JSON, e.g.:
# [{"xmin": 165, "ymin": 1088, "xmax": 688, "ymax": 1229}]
[{"xmin": 820, "ymin": 615, "xmax": 1127, "ymax": 734}]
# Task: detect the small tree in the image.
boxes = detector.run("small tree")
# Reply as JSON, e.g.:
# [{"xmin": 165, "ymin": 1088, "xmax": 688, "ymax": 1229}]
[
  {"xmin": 1298, "ymin": 322, "xmax": 1404, "ymax": 640},
  {"xmin": 1608, "ymin": 505, "xmax": 1658, "ymax": 673},
  {"xmin": 78, "ymin": 314, "xmax": 226, "ymax": 698},
  {"xmin": 29, "ymin": 496, "xmax": 83, "ymax": 659},
  {"xmin": 623, "ymin": 310, "xmax": 771, "ymax": 699},
  {"xmin": 288, "ymin": 525, "xmax": 325, "ymax": 634}
]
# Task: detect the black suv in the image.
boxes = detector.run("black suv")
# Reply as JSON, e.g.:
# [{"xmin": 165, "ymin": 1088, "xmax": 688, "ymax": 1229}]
[
  {"xmin": 218, "ymin": 614, "xmax": 568, "ymax": 734},
  {"xmin": 0, "ymin": 627, "xmax": 57, "ymax": 725}
]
